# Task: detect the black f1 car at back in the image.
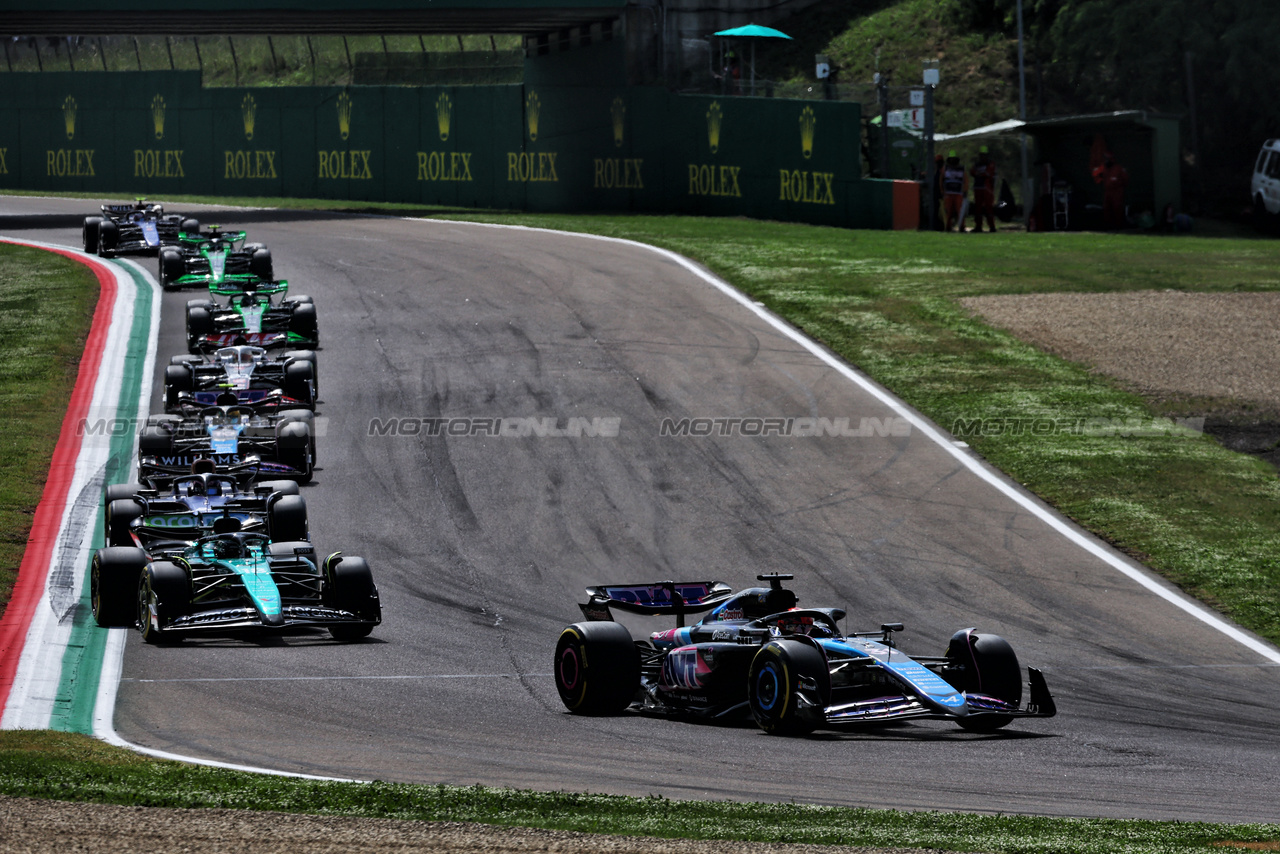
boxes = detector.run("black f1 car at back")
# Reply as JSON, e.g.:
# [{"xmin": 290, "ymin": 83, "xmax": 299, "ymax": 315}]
[
  {"xmin": 83, "ymin": 200, "xmax": 194, "ymax": 258},
  {"xmin": 554, "ymin": 574, "xmax": 1056, "ymax": 735}
]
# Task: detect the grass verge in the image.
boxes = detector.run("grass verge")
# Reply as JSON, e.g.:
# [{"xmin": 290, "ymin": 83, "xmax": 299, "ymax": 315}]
[
  {"xmin": 2, "ymin": 731, "xmax": 1279, "ymax": 854},
  {"xmin": 0, "ymin": 241, "xmax": 99, "ymax": 618}
]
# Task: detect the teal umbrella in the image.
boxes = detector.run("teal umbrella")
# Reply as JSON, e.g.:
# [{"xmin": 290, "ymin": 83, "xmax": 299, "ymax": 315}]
[{"xmin": 712, "ymin": 23, "xmax": 792, "ymax": 96}]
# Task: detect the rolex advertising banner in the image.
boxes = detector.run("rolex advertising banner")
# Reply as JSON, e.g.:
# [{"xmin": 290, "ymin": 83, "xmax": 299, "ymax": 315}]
[{"xmin": 0, "ymin": 71, "xmax": 896, "ymax": 229}]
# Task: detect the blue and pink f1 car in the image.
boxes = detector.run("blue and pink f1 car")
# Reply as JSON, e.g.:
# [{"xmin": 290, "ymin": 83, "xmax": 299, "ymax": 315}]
[{"xmin": 554, "ymin": 574, "xmax": 1056, "ymax": 735}]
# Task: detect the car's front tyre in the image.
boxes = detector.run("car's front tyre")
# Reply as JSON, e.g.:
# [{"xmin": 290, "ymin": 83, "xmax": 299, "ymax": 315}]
[
  {"xmin": 323, "ymin": 555, "xmax": 379, "ymax": 641},
  {"xmin": 748, "ymin": 638, "xmax": 829, "ymax": 735},
  {"xmin": 946, "ymin": 630, "xmax": 1022, "ymax": 733},
  {"xmin": 138, "ymin": 561, "xmax": 189, "ymax": 644}
]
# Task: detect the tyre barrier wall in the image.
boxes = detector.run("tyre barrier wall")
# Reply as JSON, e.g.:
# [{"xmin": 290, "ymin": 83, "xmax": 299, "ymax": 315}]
[{"xmin": 0, "ymin": 66, "xmax": 898, "ymax": 229}]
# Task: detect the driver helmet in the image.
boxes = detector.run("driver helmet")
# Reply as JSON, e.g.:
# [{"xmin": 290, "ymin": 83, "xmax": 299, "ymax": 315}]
[
  {"xmin": 786, "ymin": 615, "xmax": 812, "ymax": 636},
  {"xmin": 190, "ymin": 458, "xmax": 217, "ymax": 475},
  {"xmin": 211, "ymin": 537, "xmax": 243, "ymax": 560}
]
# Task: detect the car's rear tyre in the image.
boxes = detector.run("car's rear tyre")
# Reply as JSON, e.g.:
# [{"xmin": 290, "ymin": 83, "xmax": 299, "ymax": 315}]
[
  {"xmin": 248, "ymin": 246, "xmax": 274, "ymax": 280},
  {"xmin": 83, "ymin": 217, "xmax": 103, "ymax": 253},
  {"xmin": 554, "ymin": 621, "xmax": 640, "ymax": 715},
  {"xmin": 104, "ymin": 482, "xmax": 144, "ymax": 504},
  {"xmin": 289, "ymin": 303, "xmax": 318, "ymax": 341},
  {"xmin": 283, "ymin": 350, "xmax": 319, "ymax": 397},
  {"xmin": 946, "ymin": 630, "xmax": 1022, "ymax": 733},
  {"xmin": 186, "ymin": 304, "xmax": 213, "ymax": 352},
  {"xmin": 257, "ymin": 479, "xmax": 300, "ymax": 497},
  {"xmin": 275, "ymin": 420, "xmax": 313, "ymax": 484},
  {"xmin": 277, "ymin": 409, "xmax": 317, "ymax": 465},
  {"xmin": 180, "ymin": 218, "xmax": 201, "ymax": 235},
  {"xmin": 268, "ymin": 494, "xmax": 308, "ymax": 542},
  {"xmin": 323, "ymin": 555, "xmax": 379, "ymax": 640},
  {"xmin": 105, "ymin": 498, "xmax": 144, "ymax": 548},
  {"xmin": 159, "ymin": 247, "xmax": 185, "ymax": 289},
  {"xmin": 164, "ymin": 364, "xmax": 194, "ymax": 410},
  {"xmin": 748, "ymin": 639, "xmax": 830, "ymax": 736},
  {"xmin": 138, "ymin": 425, "xmax": 173, "ymax": 456},
  {"xmin": 283, "ymin": 360, "xmax": 315, "ymax": 407},
  {"xmin": 138, "ymin": 561, "xmax": 188, "ymax": 644},
  {"xmin": 97, "ymin": 219, "xmax": 118, "ymax": 257},
  {"xmin": 92, "ymin": 547, "xmax": 147, "ymax": 627}
]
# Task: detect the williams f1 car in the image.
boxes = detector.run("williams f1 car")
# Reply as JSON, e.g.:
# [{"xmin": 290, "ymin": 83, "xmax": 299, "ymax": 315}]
[
  {"xmin": 185, "ymin": 285, "xmax": 318, "ymax": 353},
  {"xmin": 554, "ymin": 574, "xmax": 1056, "ymax": 735},
  {"xmin": 158, "ymin": 225, "xmax": 273, "ymax": 290},
  {"xmin": 138, "ymin": 405, "xmax": 315, "ymax": 484},
  {"xmin": 103, "ymin": 473, "xmax": 307, "ymax": 552},
  {"xmin": 83, "ymin": 200, "xmax": 193, "ymax": 258},
  {"xmin": 91, "ymin": 530, "xmax": 381, "ymax": 643},
  {"xmin": 165, "ymin": 346, "xmax": 318, "ymax": 411}
]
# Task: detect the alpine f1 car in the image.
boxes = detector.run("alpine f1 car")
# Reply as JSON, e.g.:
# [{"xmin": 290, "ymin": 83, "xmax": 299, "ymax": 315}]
[
  {"xmin": 83, "ymin": 200, "xmax": 194, "ymax": 258},
  {"xmin": 158, "ymin": 225, "xmax": 273, "ymax": 290},
  {"xmin": 103, "ymin": 473, "xmax": 308, "ymax": 553},
  {"xmin": 91, "ymin": 530, "xmax": 381, "ymax": 643},
  {"xmin": 554, "ymin": 574, "xmax": 1056, "ymax": 735},
  {"xmin": 138, "ymin": 405, "xmax": 315, "ymax": 484},
  {"xmin": 165, "ymin": 346, "xmax": 318, "ymax": 411},
  {"xmin": 185, "ymin": 285, "xmax": 318, "ymax": 353}
]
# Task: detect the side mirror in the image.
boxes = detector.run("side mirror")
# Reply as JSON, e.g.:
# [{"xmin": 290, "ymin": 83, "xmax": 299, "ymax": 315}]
[{"xmin": 880, "ymin": 622, "xmax": 904, "ymax": 645}]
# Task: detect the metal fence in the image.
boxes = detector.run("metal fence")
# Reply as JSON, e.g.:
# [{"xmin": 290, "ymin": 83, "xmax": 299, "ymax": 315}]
[{"xmin": 1, "ymin": 34, "xmax": 524, "ymax": 87}]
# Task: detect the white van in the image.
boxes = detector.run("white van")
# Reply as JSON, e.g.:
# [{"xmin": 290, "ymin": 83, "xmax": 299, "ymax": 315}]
[{"xmin": 1250, "ymin": 140, "xmax": 1280, "ymax": 222}]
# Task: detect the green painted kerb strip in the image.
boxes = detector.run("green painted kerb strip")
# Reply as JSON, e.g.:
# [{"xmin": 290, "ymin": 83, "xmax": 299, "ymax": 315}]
[{"xmin": 51, "ymin": 261, "xmax": 153, "ymax": 734}]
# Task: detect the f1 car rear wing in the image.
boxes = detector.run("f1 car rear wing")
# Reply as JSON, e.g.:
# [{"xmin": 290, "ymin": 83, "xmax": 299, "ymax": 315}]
[{"xmin": 580, "ymin": 581, "xmax": 734, "ymax": 626}]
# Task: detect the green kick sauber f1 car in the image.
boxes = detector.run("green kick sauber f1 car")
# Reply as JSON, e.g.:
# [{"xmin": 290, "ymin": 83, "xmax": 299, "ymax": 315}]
[
  {"xmin": 158, "ymin": 225, "xmax": 273, "ymax": 291},
  {"xmin": 185, "ymin": 279, "xmax": 319, "ymax": 353}
]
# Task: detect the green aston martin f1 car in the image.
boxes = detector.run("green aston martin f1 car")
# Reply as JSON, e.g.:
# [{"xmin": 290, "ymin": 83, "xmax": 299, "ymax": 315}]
[{"xmin": 92, "ymin": 530, "xmax": 381, "ymax": 643}]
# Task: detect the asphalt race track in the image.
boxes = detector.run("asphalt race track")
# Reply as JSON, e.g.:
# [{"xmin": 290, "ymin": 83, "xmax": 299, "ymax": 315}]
[{"xmin": 4, "ymin": 198, "xmax": 1279, "ymax": 824}]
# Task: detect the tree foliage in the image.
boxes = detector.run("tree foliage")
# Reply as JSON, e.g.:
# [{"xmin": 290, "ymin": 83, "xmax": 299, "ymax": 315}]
[{"xmin": 948, "ymin": 0, "xmax": 1280, "ymax": 206}]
